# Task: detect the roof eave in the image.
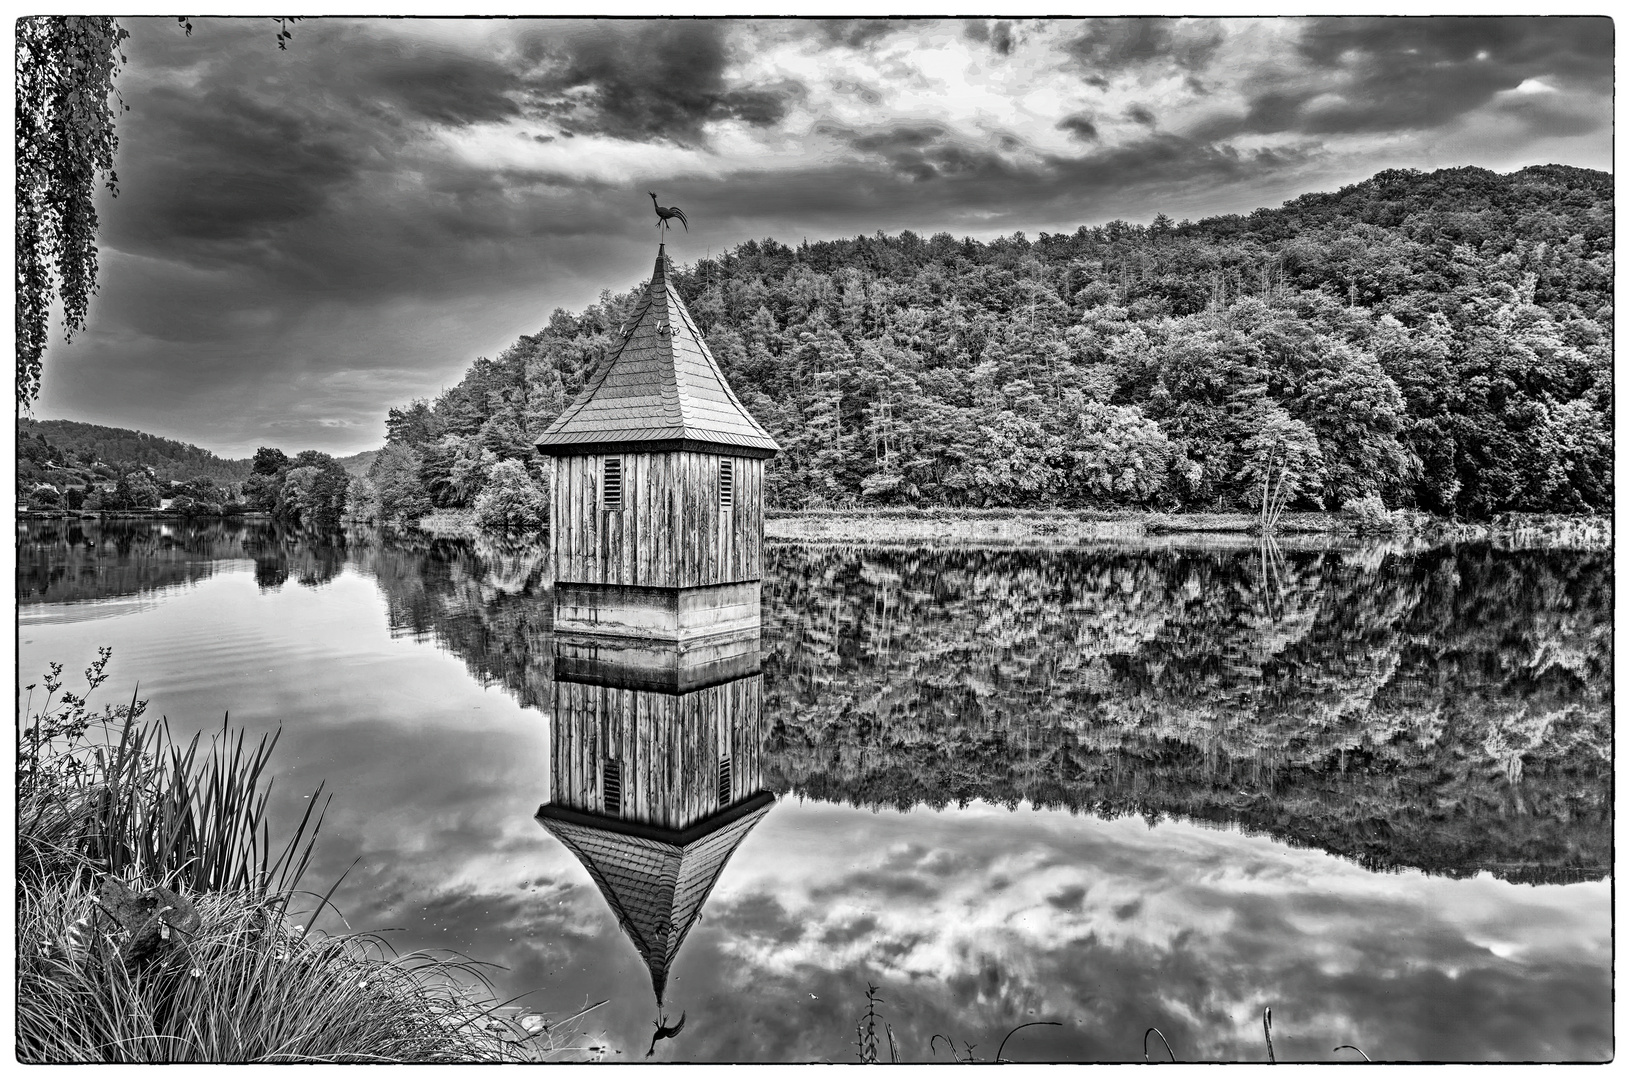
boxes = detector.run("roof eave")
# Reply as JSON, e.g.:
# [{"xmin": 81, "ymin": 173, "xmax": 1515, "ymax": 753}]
[{"xmin": 535, "ymin": 435, "xmax": 779, "ymax": 459}]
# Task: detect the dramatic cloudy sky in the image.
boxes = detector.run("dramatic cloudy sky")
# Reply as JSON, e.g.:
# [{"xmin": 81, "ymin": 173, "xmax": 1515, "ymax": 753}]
[{"xmin": 31, "ymin": 15, "xmax": 1613, "ymax": 458}]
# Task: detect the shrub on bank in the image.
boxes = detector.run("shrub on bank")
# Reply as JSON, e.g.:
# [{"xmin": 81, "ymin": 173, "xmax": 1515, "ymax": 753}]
[
  {"xmin": 1338, "ymin": 495, "xmax": 1401, "ymax": 535},
  {"xmin": 472, "ymin": 460, "xmax": 547, "ymax": 528}
]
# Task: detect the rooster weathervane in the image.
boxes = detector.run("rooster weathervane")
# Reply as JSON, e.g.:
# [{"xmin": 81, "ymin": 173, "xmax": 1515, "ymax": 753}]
[{"xmin": 649, "ymin": 192, "xmax": 688, "ymax": 232}]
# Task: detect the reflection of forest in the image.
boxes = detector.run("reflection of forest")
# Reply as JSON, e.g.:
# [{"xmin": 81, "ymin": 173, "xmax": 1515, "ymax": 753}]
[
  {"xmin": 358, "ymin": 529, "xmax": 555, "ymax": 708},
  {"xmin": 16, "ymin": 519, "xmax": 349, "ymax": 604},
  {"xmin": 23, "ymin": 522, "xmax": 1608, "ymax": 883},
  {"xmin": 353, "ymin": 533, "xmax": 1608, "ymax": 883},
  {"xmin": 761, "ymin": 544, "xmax": 1610, "ymax": 884}
]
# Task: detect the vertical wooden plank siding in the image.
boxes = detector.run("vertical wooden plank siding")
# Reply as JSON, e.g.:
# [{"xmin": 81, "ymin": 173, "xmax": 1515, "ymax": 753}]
[
  {"xmin": 563, "ymin": 457, "xmax": 575, "ymax": 582},
  {"xmin": 592, "ymin": 457, "xmax": 604, "ymax": 586},
  {"xmin": 550, "ymin": 673, "xmax": 764, "ymax": 826},
  {"xmin": 552, "ymin": 459, "xmax": 562, "ymax": 583},
  {"xmin": 569, "ymin": 456, "xmax": 582, "ymax": 582},
  {"xmin": 580, "ymin": 455, "xmax": 591, "ymax": 582},
  {"xmin": 747, "ymin": 458, "xmax": 762, "ymax": 580},
  {"xmin": 686, "ymin": 452, "xmax": 699, "ymax": 588},
  {"xmin": 582, "ymin": 456, "xmax": 590, "ymax": 581},
  {"xmin": 662, "ymin": 453, "xmax": 675, "ymax": 588},
  {"xmin": 551, "ymin": 449, "xmax": 768, "ymax": 586},
  {"xmin": 633, "ymin": 453, "xmax": 647, "ymax": 585}
]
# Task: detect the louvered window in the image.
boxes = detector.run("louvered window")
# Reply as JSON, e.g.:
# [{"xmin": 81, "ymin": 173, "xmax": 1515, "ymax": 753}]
[
  {"xmin": 603, "ymin": 758, "xmax": 623, "ymax": 815},
  {"xmin": 719, "ymin": 459, "xmax": 734, "ymax": 509},
  {"xmin": 602, "ymin": 458, "xmax": 622, "ymax": 511},
  {"xmin": 717, "ymin": 755, "xmax": 732, "ymax": 808}
]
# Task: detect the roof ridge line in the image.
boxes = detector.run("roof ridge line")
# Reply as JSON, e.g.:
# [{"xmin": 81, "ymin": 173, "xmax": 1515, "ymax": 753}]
[{"xmin": 654, "ymin": 285, "xmax": 685, "ymax": 422}]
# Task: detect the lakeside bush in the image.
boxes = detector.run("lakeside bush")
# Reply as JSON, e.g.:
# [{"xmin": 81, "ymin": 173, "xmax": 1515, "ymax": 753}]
[
  {"xmin": 472, "ymin": 459, "xmax": 548, "ymax": 528},
  {"xmin": 16, "ymin": 651, "xmax": 586, "ymax": 1063},
  {"xmin": 1339, "ymin": 494, "xmax": 1401, "ymax": 534},
  {"xmin": 17, "ymin": 877, "xmax": 554, "ymax": 1063}
]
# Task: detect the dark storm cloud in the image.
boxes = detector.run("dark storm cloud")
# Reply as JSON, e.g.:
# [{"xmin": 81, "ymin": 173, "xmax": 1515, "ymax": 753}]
[
  {"xmin": 1126, "ymin": 104, "xmax": 1157, "ymax": 127},
  {"xmin": 1297, "ymin": 15, "xmax": 1612, "ymax": 81},
  {"xmin": 365, "ymin": 50, "xmax": 523, "ymax": 126},
  {"xmin": 820, "ymin": 122, "xmax": 1026, "ymax": 185},
  {"xmin": 1212, "ymin": 16, "xmax": 1613, "ymax": 140},
  {"xmin": 1065, "ymin": 17, "xmax": 1224, "ymax": 74},
  {"xmin": 524, "ymin": 21, "xmax": 802, "ymax": 146},
  {"xmin": 811, "ymin": 18, "xmax": 906, "ymax": 49},
  {"xmin": 101, "ymin": 20, "xmax": 664, "ymax": 315},
  {"xmin": 114, "ymin": 83, "xmax": 364, "ymax": 247},
  {"xmin": 770, "ymin": 122, "xmax": 1318, "ymax": 232},
  {"xmin": 964, "ymin": 18, "xmax": 1017, "ymax": 56}
]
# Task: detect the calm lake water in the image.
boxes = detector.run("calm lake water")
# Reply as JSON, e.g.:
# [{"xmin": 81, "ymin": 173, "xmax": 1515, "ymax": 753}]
[{"xmin": 17, "ymin": 519, "xmax": 1611, "ymax": 1062}]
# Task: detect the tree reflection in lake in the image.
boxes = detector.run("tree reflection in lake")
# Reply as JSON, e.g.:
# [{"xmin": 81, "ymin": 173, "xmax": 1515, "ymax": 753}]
[
  {"xmin": 760, "ymin": 541, "xmax": 1610, "ymax": 884},
  {"xmin": 16, "ymin": 517, "xmax": 353, "ymax": 604}
]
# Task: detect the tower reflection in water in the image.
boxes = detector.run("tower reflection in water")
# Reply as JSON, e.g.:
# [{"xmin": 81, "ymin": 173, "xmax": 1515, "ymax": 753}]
[{"xmin": 535, "ymin": 618, "xmax": 771, "ymax": 1052}]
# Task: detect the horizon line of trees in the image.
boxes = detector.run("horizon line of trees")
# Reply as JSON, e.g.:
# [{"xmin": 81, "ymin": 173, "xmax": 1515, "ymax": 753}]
[{"xmin": 370, "ymin": 164, "xmax": 1611, "ymax": 525}]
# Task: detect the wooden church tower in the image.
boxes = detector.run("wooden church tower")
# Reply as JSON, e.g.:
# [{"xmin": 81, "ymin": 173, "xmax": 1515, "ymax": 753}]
[{"xmin": 536, "ymin": 244, "xmax": 779, "ymax": 644}]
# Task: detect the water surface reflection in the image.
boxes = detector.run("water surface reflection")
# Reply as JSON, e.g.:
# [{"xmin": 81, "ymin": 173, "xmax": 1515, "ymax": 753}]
[{"xmin": 15, "ymin": 521, "xmax": 1611, "ymax": 1061}]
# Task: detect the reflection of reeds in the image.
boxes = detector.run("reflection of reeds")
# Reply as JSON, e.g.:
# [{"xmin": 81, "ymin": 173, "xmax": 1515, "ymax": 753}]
[
  {"xmin": 862, "ymin": 984, "xmax": 1058, "ymax": 1063},
  {"xmin": 997, "ymin": 1021, "xmax": 1062, "ymax": 1062}
]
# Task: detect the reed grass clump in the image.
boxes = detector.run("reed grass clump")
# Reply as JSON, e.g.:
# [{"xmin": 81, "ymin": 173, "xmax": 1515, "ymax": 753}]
[
  {"xmin": 16, "ymin": 651, "xmax": 586, "ymax": 1063},
  {"xmin": 17, "ymin": 876, "xmax": 560, "ymax": 1062}
]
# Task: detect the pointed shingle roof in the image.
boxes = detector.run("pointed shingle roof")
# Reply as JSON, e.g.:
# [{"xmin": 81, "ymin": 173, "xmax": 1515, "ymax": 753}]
[
  {"xmin": 536, "ymin": 792, "xmax": 774, "ymax": 1006},
  {"xmin": 536, "ymin": 245, "xmax": 780, "ymax": 458}
]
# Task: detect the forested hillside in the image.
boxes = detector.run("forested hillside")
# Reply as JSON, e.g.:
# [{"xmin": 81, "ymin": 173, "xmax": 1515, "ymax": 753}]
[
  {"xmin": 18, "ymin": 419, "xmax": 255, "ymax": 487},
  {"xmin": 16, "ymin": 418, "xmax": 357, "ymax": 523},
  {"xmin": 376, "ymin": 164, "xmax": 1607, "ymax": 520}
]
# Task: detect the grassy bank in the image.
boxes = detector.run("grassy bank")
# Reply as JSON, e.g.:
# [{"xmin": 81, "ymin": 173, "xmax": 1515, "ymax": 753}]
[{"xmin": 16, "ymin": 651, "xmax": 586, "ymax": 1063}]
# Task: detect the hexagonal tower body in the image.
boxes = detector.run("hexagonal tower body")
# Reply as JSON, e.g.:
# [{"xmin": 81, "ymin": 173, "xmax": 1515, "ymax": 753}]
[{"xmin": 537, "ymin": 245, "xmax": 779, "ymax": 644}]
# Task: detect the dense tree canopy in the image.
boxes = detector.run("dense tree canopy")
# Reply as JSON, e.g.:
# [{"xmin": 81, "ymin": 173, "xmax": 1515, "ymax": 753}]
[{"xmin": 381, "ymin": 165, "xmax": 1611, "ymax": 520}]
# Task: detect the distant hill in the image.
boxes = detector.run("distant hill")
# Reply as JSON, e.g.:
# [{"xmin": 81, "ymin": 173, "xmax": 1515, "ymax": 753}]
[
  {"xmin": 337, "ymin": 449, "xmax": 380, "ymax": 478},
  {"xmin": 19, "ymin": 418, "xmax": 255, "ymax": 483}
]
